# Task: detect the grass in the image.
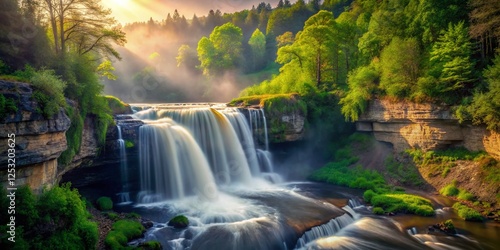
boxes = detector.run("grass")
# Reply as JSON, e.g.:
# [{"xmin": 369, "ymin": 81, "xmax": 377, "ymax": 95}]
[
  {"xmin": 310, "ymin": 133, "xmax": 434, "ymax": 217},
  {"xmin": 453, "ymin": 203, "xmax": 483, "ymax": 221},
  {"xmin": 168, "ymin": 215, "xmax": 189, "ymax": 228},
  {"xmin": 440, "ymin": 182, "xmax": 475, "ymax": 201},
  {"xmin": 385, "ymin": 155, "xmax": 424, "ymax": 186}
]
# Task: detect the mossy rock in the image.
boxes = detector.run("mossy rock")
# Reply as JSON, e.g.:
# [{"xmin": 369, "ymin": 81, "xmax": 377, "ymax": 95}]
[
  {"xmin": 105, "ymin": 95, "xmax": 132, "ymax": 115},
  {"xmin": 96, "ymin": 196, "xmax": 113, "ymax": 211},
  {"xmin": 139, "ymin": 240, "xmax": 162, "ymax": 250},
  {"xmin": 168, "ymin": 215, "xmax": 189, "ymax": 229}
]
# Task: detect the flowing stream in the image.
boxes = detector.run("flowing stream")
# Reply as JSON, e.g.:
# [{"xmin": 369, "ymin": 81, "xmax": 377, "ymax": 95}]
[{"xmin": 62, "ymin": 103, "xmax": 500, "ymax": 250}]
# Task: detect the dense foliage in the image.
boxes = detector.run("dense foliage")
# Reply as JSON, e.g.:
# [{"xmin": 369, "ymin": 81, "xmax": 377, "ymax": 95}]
[
  {"xmin": 105, "ymin": 220, "xmax": 145, "ymax": 250},
  {"xmin": 0, "ymin": 184, "xmax": 98, "ymax": 249},
  {"xmin": 227, "ymin": 0, "xmax": 500, "ymax": 131},
  {"xmin": 0, "ymin": 0, "xmax": 121, "ymax": 165}
]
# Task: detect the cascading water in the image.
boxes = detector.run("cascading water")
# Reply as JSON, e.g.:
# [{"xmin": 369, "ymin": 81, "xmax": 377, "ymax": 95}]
[
  {"xmin": 116, "ymin": 125, "xmax": 131, "ymax": 204},
  {"xmin": 137, "ymin": 118, "xmax": 219, "ymax": 202},
  {"xmin": 134, "ymin": 105, "xmax": 279, "ymax": 203}
]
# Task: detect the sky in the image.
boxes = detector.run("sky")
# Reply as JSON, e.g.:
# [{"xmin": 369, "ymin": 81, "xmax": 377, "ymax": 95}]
[{"xmin": 102, "ymin": 0, "xmax": 282, "ymax": 24}]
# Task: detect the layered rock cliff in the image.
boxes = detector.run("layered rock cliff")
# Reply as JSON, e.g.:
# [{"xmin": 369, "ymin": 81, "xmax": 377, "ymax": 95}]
[
  {"xmin": 0, "ymin": 81, "xmax": 70, "ymax": 192},
  {"xmin": 356, "ymin": 99, "xmax": 500, "ymax": 161},
  {"xmin": 0, "ymin": 80, "xmax": 100, "ymax": 192}
]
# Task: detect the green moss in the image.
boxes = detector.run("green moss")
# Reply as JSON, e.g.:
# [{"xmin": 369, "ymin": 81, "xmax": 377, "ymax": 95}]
[
  {"xmin": 457, "ymin": 189, "xmax": 475, "ymax": 201},
  {"xmin": 96, "ymin": 196, "xmax": 113, "ymax": 211},
  {"xmin": 125, "ymin": 140, "xmax": 135, "ymax": 149},
  {"xmin": 452, "ymin": 202, "xmax": 483, "ymax": 221},
  {"xmin": 59, "ymin": 106, "xmax": 83, "ymax": 165},
  {"xmin": 105, "ymin": 95, "xmax": 131, "ymax": 114},
  {"xmin": 105, "ymin": 220, "xmax": 145, "ymax": 250},
  {"xmin": 138, "ymin": 240, "xmax": 162, "ymax": 250},
  {"xmin": 105, "ymin": 212, "xmax": 120, "ymax": 221},
  {"xmin": 126, "ymin": 212, "xmax": 141, "ymax": 219},
  {"xmin": 168, "ymin": 215, "xmax": 189, "ymax": 229},
  {"xmin": 370, "ymin": 193, "xmax": 435, "ymax": 216}
]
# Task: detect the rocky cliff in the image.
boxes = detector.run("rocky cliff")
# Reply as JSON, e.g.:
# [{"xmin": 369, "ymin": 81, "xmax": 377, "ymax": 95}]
[
  {"xmin": 0, "ymin": 81, "xmax": 70, "ymax": 192},
  {"xmin": 356, "ymin": 99, "xmax": 500, "ymax": 160},
  {"xmin": 0, "ymin": 80, "xmax": 101, "ymax": 192}
]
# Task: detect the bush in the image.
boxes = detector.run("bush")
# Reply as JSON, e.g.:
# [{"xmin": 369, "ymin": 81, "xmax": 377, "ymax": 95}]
[
  {"xmin": 363, "ymin": 189, "xmax": 376, "ymax": 203},
  {"xmin": 372, "ymin": 207, "xmax": 385, "ymax": 215},
  {"xmin": 96, "ymin": 196, "xmax": 113, "ymax": 211},
  {"xmin": 440, "ymin": 183, "xmax": 459, "ymax": 197},
  {"xmin": 0, "ymin": 94, "xmax": 18, "ymax": 120},
  {"xmin": 30, "ymin": 70, "xmax": 67, "ymax": 118},
  {"xmin": 457, "ymin": 189, "xmax": 475, "ymax": 201},
  {"xmin": 453, "ymin": 203, "xmax": 483, "ymax": 221},
  {"xmin": 105, "ymin": 212, "xmax": 120, "ymax": 221}
]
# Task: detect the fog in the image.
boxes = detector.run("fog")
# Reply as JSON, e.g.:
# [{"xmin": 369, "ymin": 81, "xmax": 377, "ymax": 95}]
[{"xmin": 104, "ymin": 23, "xmax": 248, "ymax": 103}]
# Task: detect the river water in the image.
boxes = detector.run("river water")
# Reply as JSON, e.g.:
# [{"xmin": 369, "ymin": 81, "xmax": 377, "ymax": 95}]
[{"xmin": 62, "ymin": 104, "xmax": 500, "ymax": 249}]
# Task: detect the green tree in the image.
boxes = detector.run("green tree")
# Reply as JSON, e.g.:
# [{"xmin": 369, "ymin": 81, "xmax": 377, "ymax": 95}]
[
  {"xmin": 467, "ymin": 53, "xmax": 500, "ymax": 131},
  {"xmin": 176, "ymin": 44, "xmax": 199, "ymax": 70},
  {"xmin": 429, "ymin": 21, "xmax": 475, "ymax": 103},
  {"xmin": 197, "ymin": 23, "xmax": 243, "ymax": 76},
  {"xmin": 340, "ymin": 64, "xmax": 379, "ymax": 121},
  {"xmin": 297, "ymin": 10, "xmax": 337, "ymax": 90},
  {"xmin": 469, "ymin": 0, "xmax": 500, "ymax": 61},
  {"xmin": 379, "ymin": 37, "xmax": 421, "ymax": 98},
  {"xmin": 248, "ymin": 28, "xmax": 266, "ymax": 70}
]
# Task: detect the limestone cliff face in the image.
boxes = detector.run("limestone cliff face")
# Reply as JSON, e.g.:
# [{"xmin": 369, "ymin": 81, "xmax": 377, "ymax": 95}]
[
  {"xmin": 0, "ymin": 81, "xmax": 71, "ymax": 192},
  {"xmin": 357, "ymin": 99, "xmax": 500, "ymax": 160}
]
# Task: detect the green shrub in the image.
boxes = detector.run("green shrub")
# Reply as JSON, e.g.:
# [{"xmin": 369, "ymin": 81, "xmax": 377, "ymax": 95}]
[
  {"xmin": 440, "ymin": 183, "xmax": 459, "ymax": 197},
  {"xmin": 105, "ymin": 230, "xmax": 128, "ymax": 250},
  {"xmin": 452, "ymin": 203, "xmax": 483, "ymax": 221},
  {"xmin": 457, "ymin": 189, "xmax": 475, "ymax": 201},
  {"xmin": 30, "ymin": 70, "xmax": 67, "ymax": 118},
  {"xmin": 0, "ymin": 94, "xmax": 18, "ymax": 120},
  {"xmin": 372, "ymin": 207, "xmax": 385, "ymax": 215},
  {"xmin": 59, "ymin": 107, "xmax": 84, "ymax": 165},
  {"xmin": 125, "ymin": 140, "xmax": 135, "ymax": 149},
  {"xmin": 444, "ymin": 219, "xmax": 455, "ymax": 231},
  {"xmin": 96, "ymin": 196, "xmax": 113, "ymax": 211}
]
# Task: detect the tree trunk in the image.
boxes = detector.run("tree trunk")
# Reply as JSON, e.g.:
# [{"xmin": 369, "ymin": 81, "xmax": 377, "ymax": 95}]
[
  {"xmin": 316, "ymin": 50, "xmax": 321, "ymax": 87},
  {"xmin": 46, "ymin": 0, "xmax": 59, "ymax": 55},
  {"xmin": 59, "ymin": 0, "xmax": 65, "ymax": 55}
]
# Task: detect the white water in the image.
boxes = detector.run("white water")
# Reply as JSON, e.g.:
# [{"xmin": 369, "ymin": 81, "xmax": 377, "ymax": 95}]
[
  {"xmin": 134, "ymin": 105, "xmax": 279, "ymax": 202},
  {"xmin": 117, "ymin": 125, "xmax": 131, "ymax": 205}
]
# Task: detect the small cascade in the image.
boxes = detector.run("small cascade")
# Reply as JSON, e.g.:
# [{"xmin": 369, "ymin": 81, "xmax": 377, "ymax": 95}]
[
  {"xmin": 294, "ymin": 205, "xmax": 357, "ymax": 249},
  {"xmin": 138, "ymin": 119, "xmax": 219, "ymax": 202},
  {"xmin": 116, "ymin": 125, "xmax": 131, "ymax": 205},
  {"xmin": 247, "ymin": 108, "xmax": 275, "ymax": 178}
]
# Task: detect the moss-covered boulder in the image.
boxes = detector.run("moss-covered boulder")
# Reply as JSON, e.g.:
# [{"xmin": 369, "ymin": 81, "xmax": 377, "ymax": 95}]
[
  {"xmin": 105, "ymin": 95, "xmax": 132, "ymax": 115},
  {"xmin": 96, "ymin": 196, "xmax": 113, "ymax": 211},
  {"xmin": 168, "ymin": 215, "xmax": 189, "ymax": 229}
]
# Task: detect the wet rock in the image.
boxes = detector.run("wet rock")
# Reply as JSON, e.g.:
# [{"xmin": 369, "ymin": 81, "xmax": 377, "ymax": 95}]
[
  {"xmin": 142, "ymin": 220, "xmax": 154, "ymax": 229},
  {"xmin": 168, "ymin": 215, "xmax": 189, "ymax": 229}
]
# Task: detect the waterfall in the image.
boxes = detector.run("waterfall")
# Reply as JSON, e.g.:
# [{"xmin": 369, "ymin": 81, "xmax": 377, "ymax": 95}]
[
  {"xmin": 117, "ymin": 125, "xmax": 131, "ymax": 204},
  {"xmin": 134, "ymin": 105, "xmax": 280, "ymax": 203},
  {"xmin": 138, "ymin": 118, "xmax": 218, "ymax": 202}
]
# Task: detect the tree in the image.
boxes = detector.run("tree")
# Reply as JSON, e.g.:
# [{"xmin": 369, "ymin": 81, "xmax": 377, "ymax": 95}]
[
  {"xmin": 297, "ymin": 10, "xmax": 336, "ymax": 90},
  {"xmin": 429, "ymin": 21, "xmax": 475, "ymax": 102},
  {"xmin": 467, "ymin": 53, "xmax": 500, "ymax": 131},
  {"xmin": 248, "ymin": 28, "xmax": 266, "ymax": 70},
  {"xmin": 469, "ymin": 0, "xmax": 500, "ymax": 61},
  {"xmin": 41, "ymin": 0, "xmax": 126, "ymax": 59},
  {"xmin": 276, "ymin": 31, "xmax": 295, "ymax": 48},
  {"xmin": 340, "ymin": 65, "xmax": 379, "ymax": 121},
  {"xmin": 379, "ymin": 37, "xmax": 421, "ymax": 98},
  {"xmin": 197, "ymin": 23, "xmax": 243, "ymax": 76},
  {"xmin": 176, "ymin": 44, "xmax": 198, "ymax": 70}
]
